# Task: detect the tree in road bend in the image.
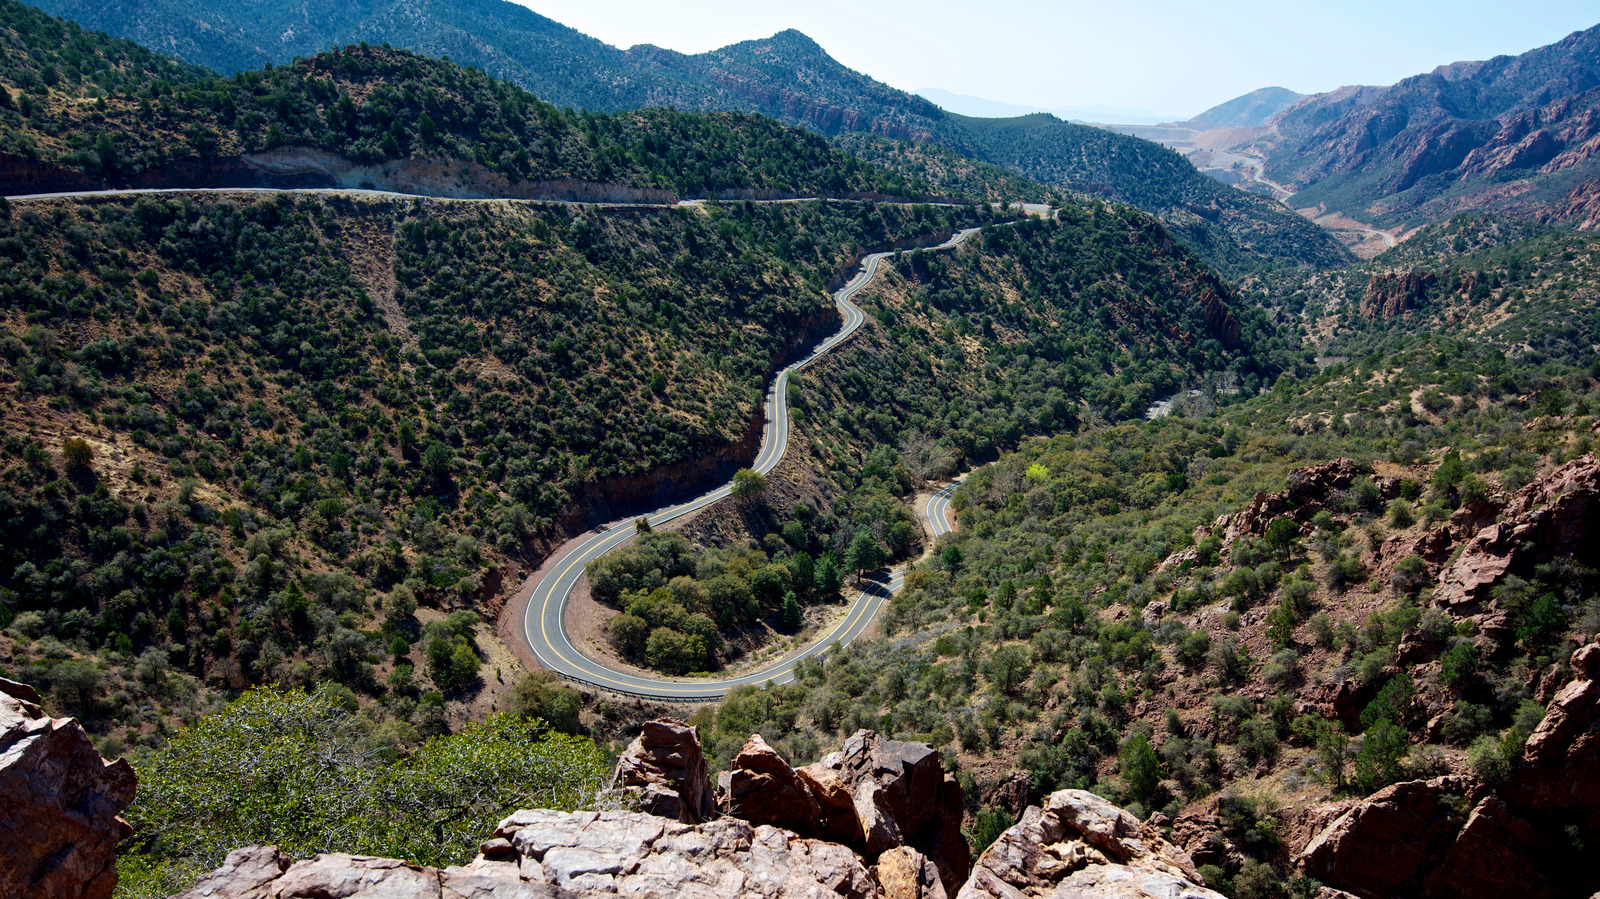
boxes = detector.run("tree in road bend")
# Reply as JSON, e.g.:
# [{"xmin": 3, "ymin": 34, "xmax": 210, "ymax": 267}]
[
  {"xmin": 731, "ymin": 468, "xmax": 766, "ymax": 505},
  {"xmin": 844, "ymin": 528, "xmax": 885, "ymax": 580}
]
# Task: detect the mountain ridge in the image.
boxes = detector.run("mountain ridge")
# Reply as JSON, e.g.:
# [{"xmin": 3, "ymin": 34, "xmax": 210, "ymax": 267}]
[{"xmin": 23, "ymin": 0, "xmax": 1351, "ymax": 273}]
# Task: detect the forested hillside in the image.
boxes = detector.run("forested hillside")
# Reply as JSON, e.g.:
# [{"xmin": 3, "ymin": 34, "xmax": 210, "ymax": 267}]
[
  {"xmin": 686, "ymin": 214, "xmax": 1600, "ymax": 895},
  {"xmin": 948, "ymin": 114, "xmax": 1350, "ymax": 277},
  {"xmin": 0, "ymin": 10, "xmax": 928, "ymax": 200},
  {"xmin": 579, "ymin": 204, "xmax": 1291, "ymax": 677},
  {"xmin": 0, "ymin": 189, "xmax": 978, "ymax": 750}
]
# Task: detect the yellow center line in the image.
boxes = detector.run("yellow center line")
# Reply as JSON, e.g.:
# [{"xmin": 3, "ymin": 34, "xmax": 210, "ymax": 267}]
[{"xmin": 525, "ymin": 227, "xmax": 984, "ymax": 697}]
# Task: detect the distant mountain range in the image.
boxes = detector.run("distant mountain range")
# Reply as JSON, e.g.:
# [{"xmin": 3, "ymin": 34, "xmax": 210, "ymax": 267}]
[
  {"xmin": 1175, "ymin": 87, "xmax": 1304, "ymax": 131},
  {"xmin": 25, "ymin": 0, "xmax": 1350, "ymax": 274},
  {"xmin": 1247, "ymin": 23, "xmax": 1600, "ymax": 229},
  {"xmin": 912, "ymin": 89, "xmax": 1175, "ymax": 125}
]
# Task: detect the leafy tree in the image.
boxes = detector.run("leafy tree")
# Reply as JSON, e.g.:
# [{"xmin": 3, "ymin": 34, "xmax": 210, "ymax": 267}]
[
  {"xmin": 939, "ymin": 543, "xmax": 964, "ymax": 574},
  {"xmin": 645, "ymin": 627, "xmax": 707, "ymax": 675},
  {"xmin": 813, "ymin": 555, "xmax": 844, "ymax": 599},
  {"xmin": 1360, "ymin": 674, "xmax": 1416, "ymax": 732},
  {"xmin": 1263, "ymin": 517, "xmax": 1300, "ymax": 558},
  {"xmin": 122, "ymin": 687, "xmax": 606, "ymax": 897},
  {"xmin": 51, "ymin": 658, "xmax": 102, "ymax": 711},
  {"xmin": 426, "ymin": 636, "xmax": 480, "ymax": 693},
  {"xmin": 1294, "ymin": 716, "xmax": 1349, "ymax": 791},
  {"xmin": 780, "ymin": 592, "xmax": 804, "ymax": 631},
  {"xmin": 1439, "ymin": 641, "xmax": 1479, "ymax": 689},
  {"xmin": 731, "ymin": 468, "xmax": 766, "ymax": 504},
  {"xmin": 1353, "ymin": 718, "xmax": 1409, "ymax": 793},
  {"xmin": 984, "ymin": 644, "xmax": 1031, "ymax": 695},
  {"xmin": 844, "ymin": 529, "xmax": 886, "ymax": 578},
  {"xmin": 61, "ymin": 437, "xmax": 93, "ymax": 472},
  {"xmin": 505, "ymin": 672, "xmax": 584, "ymax": 735},
  {"xmin": 969, "ymin": 807, "xmax": 1015, "ymax": 855},
  {"xmin": 1118, "ymin": 732, "xmax": 1160, "ymax": 806},
  {"xmin": 606, "ymin": 614, "xmax": 651, "ymax": 656}
]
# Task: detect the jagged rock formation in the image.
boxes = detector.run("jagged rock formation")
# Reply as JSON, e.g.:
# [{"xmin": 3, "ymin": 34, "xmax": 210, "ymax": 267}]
[
  {"xmin": 1361, "ymin": 272, "xmax": 1438, "ymax": 318},
  {"xmin": 173, "ymin": 793, "xmax": 1221, "ymax": 899},
  {"xmin": 959, "ymin": 790, "xmax": 1222, "ymax": 899},
  {"xmin": 1296, "ymin": 640, "xmax": 1600, "ymax": 899},
  {"xmin": 607, "ymin": 719, "xmax": 717, "ymax": 824},
  {"xmin": 1, "ymin": 678, "xmax": 137, "ymax": 899},
  {"xmin": 1431, "ymin": 453, "xmax": 1600, "ymax": 626},
  {"xmin": 718, "ymin": 729, "xmax": 970, "ymax": 895}
]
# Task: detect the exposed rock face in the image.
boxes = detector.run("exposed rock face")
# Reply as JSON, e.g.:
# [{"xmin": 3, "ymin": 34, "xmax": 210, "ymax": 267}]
[
  {"xmin": 872, "ymin": 847, "xmax": 948, "ymax": 899},
  {"xmin": 1285, "ymin": 458, "xmax": 1370, "ymax": 501},
  {"xmin": 719, "ymin": 734, "xmax": 823, "ymax": 831},
  {"xmin": 1433, "ymin": 454, "xmax": 1600, "ymax": 622},
  {"xmin": 1298, "ymin": 646, "xmax": 1600, "ymax": 898},
  {"xmin": 179, "ymin": 810, "xmax": 883, "ymax": 899},
  {"xmin": 959, "ymin": 790, "xmax": 1222, "ymax": 899},
  {"xmin": 719, "ymin": 729, "xmax": 969, "ymax": 895},
  {"xmin": 609, "ymin": 719, "xmax": 715, "ymax": 824},
  {"xmin": 1298, "ymin": 776, "xmax": 1481, "ymax": 898},
  {"xmin": 1362, "ymin": 272, "xmax": 1436, "ymax": 319},
  {"xmin": 1546, "ymin": 177, "xmax": 1600, "ymax": 230},
  {"xmin": 1209, "ymin": 459, "xmax": 1373, "ymax": 553},
  {"xmin": 1197, "ymin": 288, "xmax": 1243, "ymax": 349},
  {"xmin": 1, "ymin": 678, "xmax": 137, "ymax": 899},
  {"xmin": 1505, "ymin": 640, "xmax": 1600, "ymax": 824}
]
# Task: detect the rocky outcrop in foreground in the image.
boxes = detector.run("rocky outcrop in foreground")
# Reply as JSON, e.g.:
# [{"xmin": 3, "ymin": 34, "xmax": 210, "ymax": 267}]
[
  {"xmin": 607, "ymin": 719, "xmax": 717, "ymax": 824},
  {"xmin": 170, "ymin": 725, "xmax": 1221, "ymax": 899},
  {"xmin": 719, "ymin": 729, "xmax": 970, "ymax": 894},
  {"xmin": 1, "ymin": 678, "xmax": 137, "ymax": 899},
  {"xmin": 1296, "ymin": 640, "xmax": 1600, "ymax": 899},
  {"xmin": 175, "ymin": 811, "xmax": 880, "ymax": 899},
  {"xmin": 959, "ymin": 790, "xmax": 1222, "ymax": 899}
]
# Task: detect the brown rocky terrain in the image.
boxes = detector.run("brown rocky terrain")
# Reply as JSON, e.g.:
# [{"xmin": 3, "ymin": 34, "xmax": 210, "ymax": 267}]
[
  {"xmin": 161, "ymin": 721, "xmax": 1223, "ymax": 899},
  {"xmin": 1244, "ymin": 24, "xmax": 1600, "ymax": 230},
  {"xmin": 1, "ymin": 677, "xmax": 136, "ymax": 899},
  {"xmin": 1296, "ymin": 638, "xmax": 1600, "ymax": 898}
]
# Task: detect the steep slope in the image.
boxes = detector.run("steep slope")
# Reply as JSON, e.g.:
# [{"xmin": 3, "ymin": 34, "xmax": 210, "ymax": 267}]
[
  {"xmin": 950, "ymin": 114, "xmax": 1350, "ymax": 275},
  {"xmin": 22, "ymin": 0, "xmax": 712, "ymax": 112},
  {"xmin": 0, "ymin": 189, "xmax": 980, "ymax": 753},
  {"xmin": 22, "ymin": 0, "xmax": 1350, "ymax": 272},
  {"xmin": 1255, "ymin": 23, "xmax": 1600, "ymax": 229}
]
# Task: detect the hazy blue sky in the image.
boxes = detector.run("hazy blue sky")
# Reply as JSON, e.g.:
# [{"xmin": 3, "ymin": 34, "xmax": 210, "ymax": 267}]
[{"xmin": 518, "ymin": 0, "xmax": 1600, "ymax": 118}]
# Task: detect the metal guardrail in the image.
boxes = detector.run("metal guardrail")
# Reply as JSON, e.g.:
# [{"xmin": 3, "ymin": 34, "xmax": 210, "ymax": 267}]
[{"xmin": 552, "ymin": 671, "xmax": 755, "ymax": 703}]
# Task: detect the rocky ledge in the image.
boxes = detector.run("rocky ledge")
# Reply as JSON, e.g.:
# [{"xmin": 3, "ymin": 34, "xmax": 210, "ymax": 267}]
[
  {"xmin": 166, "ymin": 720, "xmax": 1219, "ymax": 899},
  {"xmin": 1, "ymin": 677, "xmax": 137, "ymax": 899}
]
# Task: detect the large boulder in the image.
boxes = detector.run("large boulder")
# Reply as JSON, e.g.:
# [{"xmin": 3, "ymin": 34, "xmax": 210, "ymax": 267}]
[
  {"xmin": 1434, "ymin": 454, "xmax": 1600, "ymax": 622},
  {"xmin": 957, "ymin": 790, "xmax": 1222, "ymax": 899},
  {"xmin": 719, "ymin": 734, "xmax": 823, "ymax": 831},
  {"xmin": 1297, "ymin": 776, "xmax": 1485, "ymax": 899},
  {"xmin": 719, "ymin": 729, "xmax": 968, "ymax": 895},
  {"xmin": 609, "ymin": 719, "xmax": 715, "ymax": 824},
  {"xmin": 177, "ymin": 810, "xmax": 883, "ymax": 899},
  {"xmin": 1, "ymin": 678, "xmax": 137, "ymax": 899}
]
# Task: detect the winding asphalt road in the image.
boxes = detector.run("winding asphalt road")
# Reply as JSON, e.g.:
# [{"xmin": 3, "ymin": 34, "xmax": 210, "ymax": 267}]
[
  {"xmin": 517, "ymin": 228, "xmax": 981, "ymax": 700},
  {"xmin": 926, "ymin": 478, "xmax": 964, "ymax": 541},
  {"xmin": 3, "ymin": 184, "xmax": 982, "ymax": 700}
]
